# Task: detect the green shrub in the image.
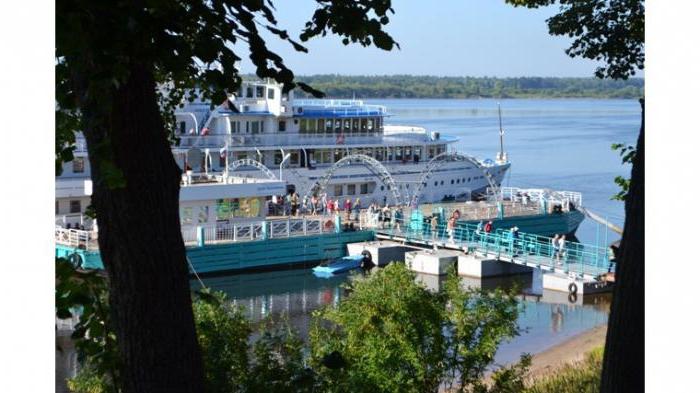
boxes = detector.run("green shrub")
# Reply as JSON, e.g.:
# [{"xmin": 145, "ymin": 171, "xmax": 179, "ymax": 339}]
[{"xmin": 309, "ymin": 263, "xmax": 524, "ymax": 393}]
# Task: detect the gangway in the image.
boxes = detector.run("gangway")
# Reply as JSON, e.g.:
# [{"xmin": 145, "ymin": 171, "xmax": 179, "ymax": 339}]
[{"xmin": 369, "ymin": 218, "xmax": 614, "ymax": 281}]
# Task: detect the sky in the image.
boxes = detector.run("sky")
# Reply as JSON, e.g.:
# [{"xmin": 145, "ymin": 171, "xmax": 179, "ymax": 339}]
[{"xmin": 236, "ymin": 0, "xmax": 616, "ymax": 78}]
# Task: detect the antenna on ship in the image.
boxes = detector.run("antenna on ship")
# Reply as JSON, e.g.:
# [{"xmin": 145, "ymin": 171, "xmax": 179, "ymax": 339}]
[{"xmin": 497, "ymin": 103, "xmax": 507, "ymax": 164}]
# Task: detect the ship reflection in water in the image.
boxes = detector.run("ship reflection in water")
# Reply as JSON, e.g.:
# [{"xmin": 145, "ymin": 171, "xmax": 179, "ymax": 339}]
[{"xmin": 197, "ymin": 267, "xmax": 611, "ymax": 365}]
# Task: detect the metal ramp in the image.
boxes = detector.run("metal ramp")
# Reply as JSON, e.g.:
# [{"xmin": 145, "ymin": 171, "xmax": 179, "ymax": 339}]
[{"xmin": 373, "ymin": 219, "xmax": 613, "ymax": 281}]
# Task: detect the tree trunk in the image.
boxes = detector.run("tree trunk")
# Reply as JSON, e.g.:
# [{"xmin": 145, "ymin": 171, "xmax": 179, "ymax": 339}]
[
  {"xmin": 600, "ymin": 98, "xmax": 645, "ymax": 392},
  {"xmin": 79, "ymin": 65, "xmax": 205, "ymax": 392}
]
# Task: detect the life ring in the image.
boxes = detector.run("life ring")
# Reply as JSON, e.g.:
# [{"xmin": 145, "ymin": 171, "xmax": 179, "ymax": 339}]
[
  {"xmin": 69, "ymin": 253, "xmax": 83, "ymax": 269},
  {"xmin": 568, "ymin": 282, "xmax": 578, "ymax": 295}
]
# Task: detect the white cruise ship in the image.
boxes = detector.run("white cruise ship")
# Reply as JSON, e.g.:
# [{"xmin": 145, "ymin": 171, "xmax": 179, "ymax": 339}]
[
  {"xmin": 171, "ymin": 79, "xmax": 510, "ymax": 205},
  {"xmin": 56, "ymin": 79, "xmax": 510, "ymax": 228}
]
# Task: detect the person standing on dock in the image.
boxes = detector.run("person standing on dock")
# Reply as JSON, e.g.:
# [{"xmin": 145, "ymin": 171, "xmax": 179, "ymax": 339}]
[
  {"xmin": 551, "ymin": 234, "xmax": 560, "ymax": 261},
  {"xmin": 311, "ymin": 195, "xmax": 318, "ymax": 216},
  {"xmin": 447, "ymin": 216, "xmax": 456, "ymax": 243},
  {"xmin": 558, "ymin": 234, "xmax": 567, "ymax": 264},
  {"xmin": 321, "ymin": 193, "xmax": 327, "ymax": 215},
  {"xmin": 353, "ymin": 198, "xmax": 361, "ymax": 222},
  {"xmin": 431, "ymin": 215, "xmax": 439, "ymax": 241},
  {"xmin": 344, "ymin": 198, "xmax": 352, "ymax": 221}
]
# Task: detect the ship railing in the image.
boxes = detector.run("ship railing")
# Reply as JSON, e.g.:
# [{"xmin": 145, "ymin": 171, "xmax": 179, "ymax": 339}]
[
  {"xmin": 500, "ymin": 187, "xmax": 583, "ymax": 210},
  {"xmin": 175, "ymin": 132, "xmax": 436, "ymax": 149},
  {"xmin": 55, "ymin": 226, "xmax": 95, "ymax": 249},
  {"xmin": 181, "ymin": 217, "xmax": 336, "ymax": 246},
  {"xmin": 292, "ymin": 99, "xmax": 367, "ymax": 107},
  {"xmin": 372, "ymin": 217, "xmax": 612, "ymax": 279}
]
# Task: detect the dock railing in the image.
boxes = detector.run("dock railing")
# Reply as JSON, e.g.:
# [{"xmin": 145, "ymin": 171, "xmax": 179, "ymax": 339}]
[
  {"xmin": 55, "ymin": 226, "xmax": 95, "ymax": 249},
  {"xmin": 181, "ymin": 216, "xmax": 341, "ymax": 246},
  {"xmin": 365, "ymin": 214, "xmax": 612, "ymax": 279}
]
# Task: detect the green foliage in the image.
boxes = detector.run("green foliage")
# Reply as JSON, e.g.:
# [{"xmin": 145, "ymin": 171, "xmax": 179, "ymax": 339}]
[
  {"xmin": 506, "ymin": 1, "xmax": 644, "ymax": 80},
  {"xmin": 525, "ymin": 347, "xmax": 603, "ymax": 393},
  {"xmin": 291, "ymin": 75, "xmax": 644, "ymax": 99},
  {"xmin": 611, "ymin": 143, "xmax": 636, "ymax": 201},
  {"xmin": 191, "ymin": 290, "xmax": 251, "ymax": 393},
  {"xmin": 56, "ymin": 258, "xmax": 120, "ymax": 393},
  {"xmin": 308, "ymin": 263, "xmax": 524, "ymax": 392}
]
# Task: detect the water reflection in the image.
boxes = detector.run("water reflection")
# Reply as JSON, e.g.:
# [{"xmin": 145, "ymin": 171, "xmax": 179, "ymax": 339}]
[{"xmin": 198, "ymin": 267, "xmax": 610, "ymax": 365}]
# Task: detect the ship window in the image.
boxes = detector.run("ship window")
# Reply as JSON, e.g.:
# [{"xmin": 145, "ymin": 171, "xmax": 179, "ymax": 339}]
[
  {"xmin": 198, "ymin": 206, "xmax": 209, "ymax": 224},
  {"xmin": 387, "ymin": 148, "xmax": 394, "ymax": 161},
  {"xmin": 405, "ymin": 146, "xmax": 412, "ymax": 160},
  {"xmin": 334, "ymin": 119, "xmax": 342, "ymax": 133},
  {"xmin": 236, "ymin": 152, "xmax": 247, "ymax": 160},
  {"xmin": 334, "ymin": 185, "xmax": 343, "ymax": 197},
  {"xmin": 440, "ymin": 181, "xmax": 444, "ymax": 185},
  {"xmin": 290, "ymin": 151, "xmax": 299, "ymax": 165},
  {"xmin": 72, "ymin": 157, "xmax": 85, "ymax": 173},
  {"xmin": 344, "ymin": 119, "xmax": 351, "ymax": 132},
  {"xmin": 322, "ymin": 150, "xmax": 332, "ymax": 164},
  {"xmin": 70, "ymin": 200, "xmax": 81, "ymax": 213},
  {"xmin": 434, "ymin": 181, "xmax": 438, "ymax": 186},
  {"xmin": 333, "ymin": 149, "xmax": 343, "ymax": 163},
  {"xmin": 251, "ymin": 121, "xmax": 260, "ymax": 134},
  {"xmin": 325, "ymin": 119, "xmax": 333, "ymax": 132},
  {"xmin": 361, "ymin": 183, "xmax": 368, "ymax": 194},
  {"xmin": 456, "ymin": 179, "xmax": 460, "ymax": 184},
  {"xmin": 375, "ymin": 147, "xmax": 384, "ymax": 161},
  {"xmin": 308, "ymin": 118, "xmax": 316, "ymax": 132},
  {"xmin": 352, "ymin": 118, "xmax": 359, "ymax": 132},
  {"xmin": 462, "ymin": 178, "xmax": 466, "ymax": 182},
  {"xmin": 299, "ymin": 119, "xmax": 307, "ymax": 133},
  {"xmin": 181, "ymin": 206, "xmax": 193, "ymax": 225},
  {"xmin": 395, "ymin": 147, "xmax": 403, "ymax": 161},
  {"xmin": 468, "ymin": 177, "xmax": 471, "ymax": 182},
  {"xmin": 179, "ymin": 121, "xmax": 186, "ymax": 134},
  {"xmin": 367, "ymin": 119, "xmax": 374, "ymax": 132},
  {"xmin": 256, "ymin": 86, "xmax": 264, "ymax": 98},
  {"xmin": 274, "ymin": 151, "xmax": 283, "ymax": 165},
  {"xmin": 246, "ymin": 86, "xmax": 253, "ymax": 97},
  {"xmin": 347, "ymin": 184, "xmax": 356, "ymax": 195},
  {"xmin": 278, "ymin": 120, "xmax": 286, "ymax": 132},
  {"xmin": 360, "ymin": 118, "xmax": 367, "ymax": 132},
  {"xmin": 267, "ymin": 88, "xmax": 275, "ymax": 99},
  {"xmin": 380, "ymin": 186, "xmax": 385, "ymax": 191}
]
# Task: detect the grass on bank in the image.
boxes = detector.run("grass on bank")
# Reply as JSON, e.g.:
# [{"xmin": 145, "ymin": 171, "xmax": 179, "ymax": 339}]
[{"xmin": 525, "ymin": 347, "xmax": 604, "ymax": 393}]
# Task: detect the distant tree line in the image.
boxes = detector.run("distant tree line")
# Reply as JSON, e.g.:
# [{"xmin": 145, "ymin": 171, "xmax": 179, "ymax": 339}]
[{"xmin": 276, "ymin": 75, "xmax": 644, "ymax": 99}]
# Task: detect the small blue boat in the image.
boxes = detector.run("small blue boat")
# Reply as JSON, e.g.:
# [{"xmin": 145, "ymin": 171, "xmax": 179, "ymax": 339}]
[{"xmin": 313, "ymin": 252, "xmax": 372, "ymax": 276}]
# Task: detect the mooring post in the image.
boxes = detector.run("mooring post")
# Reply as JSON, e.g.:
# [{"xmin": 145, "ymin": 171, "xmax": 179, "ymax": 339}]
[{"xmin": 196, "ymin": 226, "xmax": 205, "ymax": 247}]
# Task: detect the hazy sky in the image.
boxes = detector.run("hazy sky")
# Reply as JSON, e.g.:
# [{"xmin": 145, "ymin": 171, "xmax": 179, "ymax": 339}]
[{"xmin": 236, "ymin": 0, "xmax": 613, "ymax": 78}]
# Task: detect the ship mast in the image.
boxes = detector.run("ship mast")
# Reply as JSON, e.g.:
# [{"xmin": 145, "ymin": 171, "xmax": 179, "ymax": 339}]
[{"xmin": 497, "ymin": 103, "xmax": 506, "ymax": 163}]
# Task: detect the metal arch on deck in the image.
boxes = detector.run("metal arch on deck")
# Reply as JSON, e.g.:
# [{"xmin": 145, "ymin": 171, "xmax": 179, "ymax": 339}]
[
  {"xmin": 304, "ymin": 154, "xmax": 403, "ymax": 206},
  {"xmin": 411, "ymin": 152, "xmax": 501, "ymax": 205},
  {"xmin": 227, "ymin": 158, "xmax": 278, "ymax": 180}
]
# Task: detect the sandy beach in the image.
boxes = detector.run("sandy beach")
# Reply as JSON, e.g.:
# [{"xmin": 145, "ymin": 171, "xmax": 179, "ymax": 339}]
[{"xmin": 526, "ymin": 324, "xmax": 607, "ymax": 380}]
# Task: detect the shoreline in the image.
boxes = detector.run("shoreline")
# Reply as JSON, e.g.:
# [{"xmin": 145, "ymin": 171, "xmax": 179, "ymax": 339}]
[{"xmin": 525, "ymin": 324, "xmax": 607, "ymax": 380}]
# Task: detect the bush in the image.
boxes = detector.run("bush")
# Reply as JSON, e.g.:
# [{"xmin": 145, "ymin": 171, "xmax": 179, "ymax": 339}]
[{"xmin": 308, "ymin": 263, "xmax": 524, "ymax": 393}]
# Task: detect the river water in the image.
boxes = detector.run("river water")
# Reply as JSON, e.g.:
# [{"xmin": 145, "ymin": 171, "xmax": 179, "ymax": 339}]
[{"xmin": 57, "ymin": 99, "xmax": 640, "ymax": 389}]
